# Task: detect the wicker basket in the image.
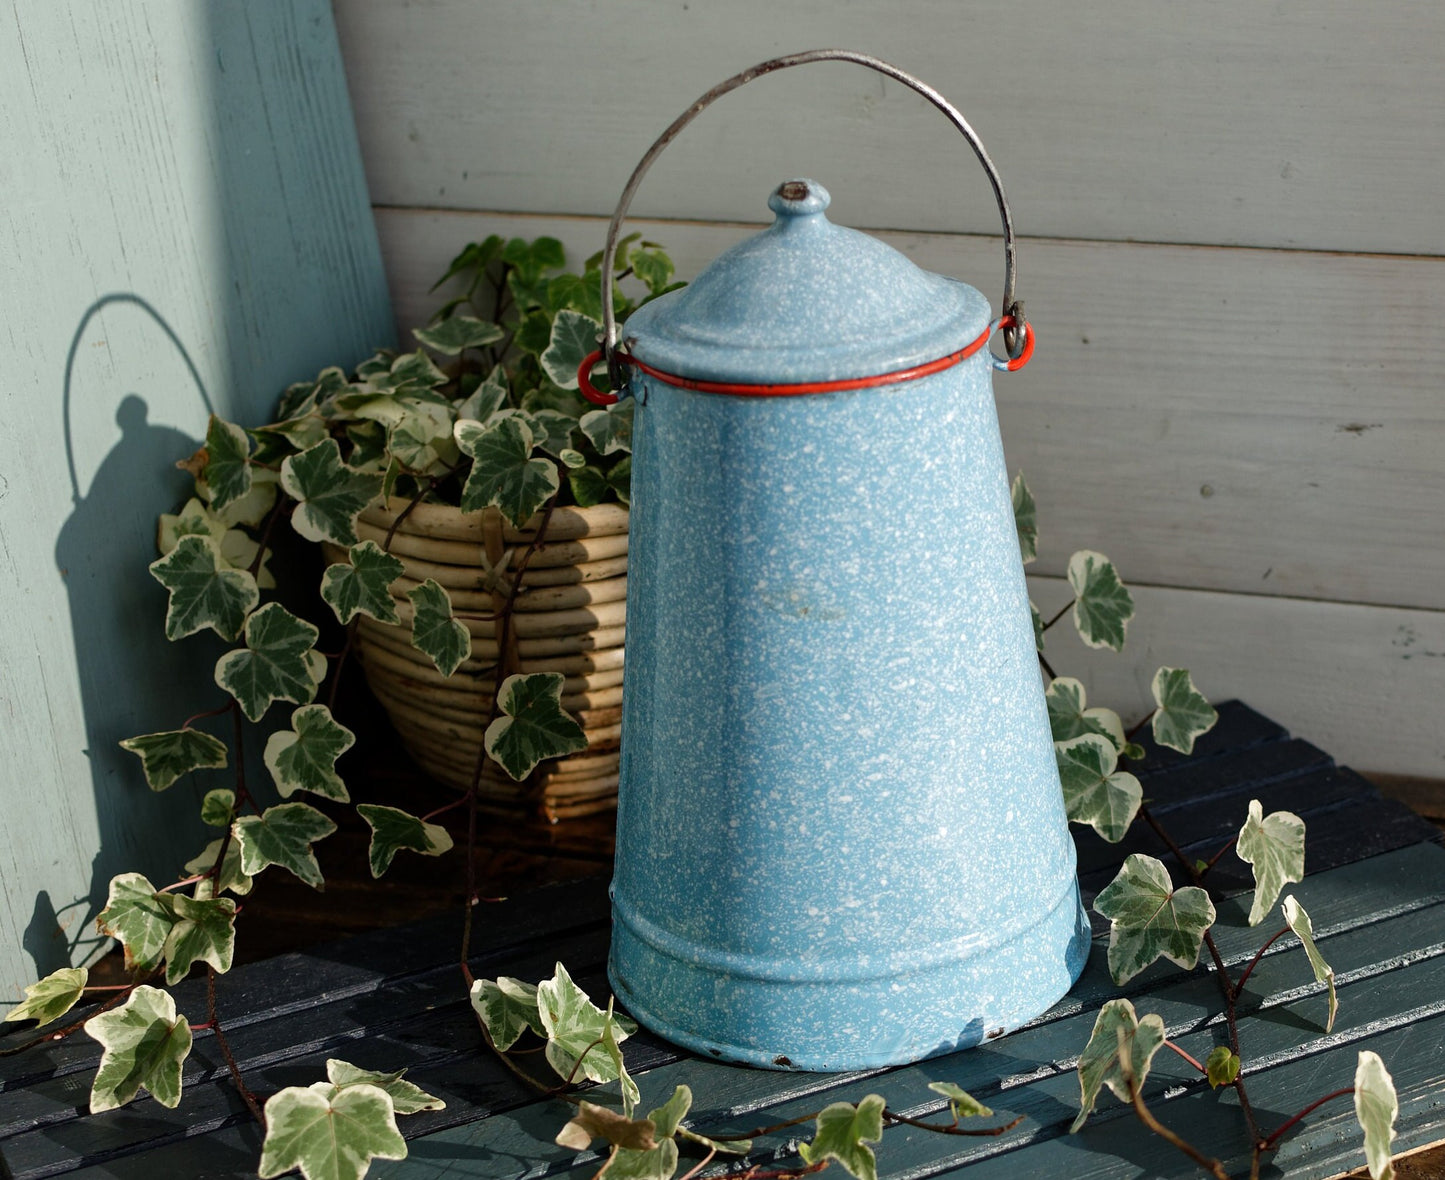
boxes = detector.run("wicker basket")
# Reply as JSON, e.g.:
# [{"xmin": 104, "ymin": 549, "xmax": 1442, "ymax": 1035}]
[{"xmin": 322, "ymin": 497, "xmax": 628, "ymax": 820}]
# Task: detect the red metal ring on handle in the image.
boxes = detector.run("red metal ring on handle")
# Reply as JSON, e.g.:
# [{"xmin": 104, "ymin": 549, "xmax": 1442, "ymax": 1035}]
[
  {"xmin": 988, "ymin": 316, "xmax": 1034, "ymax": 372},
  {"xmin": 578, "ymin": 349, "xmax": 619, "ymax": 406}
]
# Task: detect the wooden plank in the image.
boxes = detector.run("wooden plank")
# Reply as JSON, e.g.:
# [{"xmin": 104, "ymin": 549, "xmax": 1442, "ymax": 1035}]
[
  {"xmin": 374, "ymin": 207, "xmax": 1445, "ymax": 620},
  {"xmin": 379, "ymin": 882, "xmax": 1445, "ymax": 1179},
  {"xmin": 0, "ymin": 1, "xmax": 394, "ymax": 999},
  {"xmin": 332, "ymin": 0, "xmax": 1445, "ymax": 256},
  {"xmin": 33, "ymin": 838, "xmax": 1438, "ymax": 1179},
  {"xmin": 1028, "ymin": 576, "xmax": 1445, "ymax": 783}
]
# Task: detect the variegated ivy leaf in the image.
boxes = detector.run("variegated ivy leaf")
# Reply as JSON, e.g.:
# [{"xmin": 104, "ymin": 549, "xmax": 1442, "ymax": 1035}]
[
  {"xmin": 1205, "ymin": 1045, "xmax": 1241, "ymax": 1089},
  {"xmin": 321, "ymin": 541, "xmax": 405, "ymax": 626},
  {"xmin": 185, "ymin": 838, "xmax": 253, "ymax": 897},
  {"xmin": 345, "ymin": 419, "xmax": 388, "ymax": 472},
  {"xmin": 119, "ymin": 727, "xmax": 228, "ymax": 792},
  {"xmin": 569, "ymin": 464, "xmax": 609, "ymax": 508},
  {"xmin": 414, "ymin": 314, "xmax": 505, "ymax": 356},
  {"xmin": 5, "ymin": 967, "xmax": 88, "ymax": 1027},
  {"xmin": 455, "ymin": 416, "xmax": 560, "ymax": 529},
  {"xmin": 610, "ymin": 456, "xmax": 632, "ymax": 506},
  {"xmin": 603, "ymin": 998, "xmax": 640, "ymax": 1115},
  {"xmin": 798, "ymin": 1095, "xmax": 887, "ymax": 1180},
  {"xmin": 204, "ymin": 415, "xmax": 253, "ymax": 511},
  {"xmin": 602, "ymin": 1135, "xmax": 678, "ymax": 1180},
  {"xmin": 388, "ymin": 402, "xmax": 459, "ymax": 474},
  {"xmin": 323, "ymin": 1059, "xmax": 445, "ymax": 1115},
  {"xmin": 1031, "ymin": 600, "xmax": 1045, "ymax": 653},
  {"xmin": 150, "ymin": 535, "xmax": 259, "ymax": 642},
  {"xmin": 532, "ymin": 408, "xmax": 581, "ymax": 459},
  {"xmin": 201, "ymin": 789, "xmax": 235, "ymax": 827},
  {"xmin": 206, "ymin": 465, "xmax": 279, "ymax": 530},
  {"xmin": 214, "ymin": 602, "xmax": 321, "ymax": 722},
  {"xmin": 158, "ymin": 496, "xmax": 273, "ymax": 587},
  {"xmin": 469, "ymin": 976, "xmax": 545, "ymax": 1051},
  {"xmin": 407, "ymin": 579, "xmax": 470, "ymax": 677},
  {"xmin": 378, "ymin": 349, "xmax": 449, "ymax": 394},
  {"xmin": 1057, "ymin": 734, "xmax": 1143, "ymax": 844},
  {"xmin": 264, "ymin": 705, "xmax": 355, "ymax": 802},
  {"xmin": 540, "ymin": 309, "xmax": 602, "ymax": 391},
  {"xmin": 556, "ymin": 1101, "xmax": 657, "ymax": 1153},
  {"xmin": 1070, "ymin": 998, "xmax": 1166, "ymax": 1131},
  {"xmin": 1236, "ymin": 799, "xmax": 1306, "ymax": 926},
  {"xmin": 559, "ymin": 447, "xmax": 587, "ymax": 470},
  {"xmin": 233, "ymin": 802, "xmax": 338, "ymax": 889},
  {"xmin": 1093, "ymin": 853, "xmax": 1217, "ymax": 984},
  {"xmin": 1282, "ymin": 895, "xmax": 1337, "ymax": 1032},
  {"xmin": 580, "ymin": 399, "xmax": 634, "ymax": 456},
  {"xmin": 1045, "ymin": 677, "xmax": 1126, "ymax": 751},
  {"xmin": 96, "ymin": 873, "xmax": 174, "ymax": 973},
  {"xmin": 484, "ymin": 672, "xmax": 589, "ymax": 781},
  {"xmin": 1150, "ymin": 667, "xmax": 1218, "ymax": 755},
  {"xmin": 631, "ymin": 247, "xmax": 675, "ymax": 296},
  {"xmin": 1355, "ymin": 1051, "xmax": 1398, "ymax": 1180},
  {"xmin": 280, "ymin": 438, "xmax": 384, "ymax": 547},
  {"xmin": 162, "ymin": 894, "xmax": 237, "ymax": 985},
  {"xmin": 84, "ymin": 985, "xmax": 192, "ymax": 1112},
  {"xmin": 355, "ymin": 804, "xmax": 454, "ymax": 877},
  {"xmin": 258, "ymin": 1083, "xmax": 406, "ymax": 1180},
  {"xmin": 536, "ymin": 961, "xmax": 637, "ymax": 1084},
  {"xmin": 927, "ymin": 1081, "xmax": 993, "ymax": 1119},
  {"xmin": 1012, "ymin": 472, "xmax": 1037, "ymax": 564},
  {"xmin": 457, "ymin": 365, "xmax": 510, "ymax": 422},
  {"xmin": 1068, "ymin": 549, "xmax": 1134, "ymax": 652}
]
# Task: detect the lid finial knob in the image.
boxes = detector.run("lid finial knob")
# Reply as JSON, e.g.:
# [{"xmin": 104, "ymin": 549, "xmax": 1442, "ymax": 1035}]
[{"xmin": 768, "ymin": 178, "xmax": 831, "ymax": 219}]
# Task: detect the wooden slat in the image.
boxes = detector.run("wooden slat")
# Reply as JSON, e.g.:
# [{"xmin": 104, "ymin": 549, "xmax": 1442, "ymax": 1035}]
[
  {"xmin": 333, "ymin": 0, "xmax": 1445, "ymax": 256},
  {"xmin": 1028, "ymin": 577, "xmax": 1445, "ymax": 783},
  {"xmin": 374, "ymin": 206, "xmax": 1445, "ymax": 618},
  {"xmin": 8, "ymin": 704, "xmax": 1444, "ymax": 1178}
]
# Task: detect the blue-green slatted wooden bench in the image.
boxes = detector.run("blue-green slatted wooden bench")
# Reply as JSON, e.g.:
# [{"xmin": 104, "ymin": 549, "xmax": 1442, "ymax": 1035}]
[{"xmin": 3, "ymin": 701, "xmax": 1443, "ymax": 1179}]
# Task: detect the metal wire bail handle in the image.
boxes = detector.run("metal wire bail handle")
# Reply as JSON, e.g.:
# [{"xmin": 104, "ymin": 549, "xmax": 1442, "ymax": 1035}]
[{"xmin": 594, "ymin": 48, "xmax": 1030, "ymax": 396}]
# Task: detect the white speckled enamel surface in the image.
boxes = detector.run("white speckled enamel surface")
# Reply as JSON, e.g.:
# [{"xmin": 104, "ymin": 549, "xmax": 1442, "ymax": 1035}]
[{"xmin": 608, "ymin": 182, "xmax": 1088, "ymax": 1071}]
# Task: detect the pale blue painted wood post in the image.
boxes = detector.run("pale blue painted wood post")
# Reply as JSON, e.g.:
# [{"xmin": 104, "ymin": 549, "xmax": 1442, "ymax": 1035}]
[{"xmin": 0, "ymin": 3, "xmax": 394, "ymax": 996}]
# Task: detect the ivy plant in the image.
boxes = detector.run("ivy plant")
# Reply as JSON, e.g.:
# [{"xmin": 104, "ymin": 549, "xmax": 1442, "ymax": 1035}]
[{"xmin": 1, "ymin": 252, "xmax": 1403, "ymax": 1180}]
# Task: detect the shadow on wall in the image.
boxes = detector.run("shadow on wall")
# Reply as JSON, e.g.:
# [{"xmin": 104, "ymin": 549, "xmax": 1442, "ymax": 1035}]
[{"xmin": 41, "ymin": 295, "xmax": 220, "ymax": 974}]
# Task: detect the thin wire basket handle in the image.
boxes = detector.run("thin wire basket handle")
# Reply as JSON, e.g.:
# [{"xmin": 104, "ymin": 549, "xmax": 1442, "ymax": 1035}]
[{"xmin": 599, "ymin": 48, "xmax": 1027, "ymax": 385}]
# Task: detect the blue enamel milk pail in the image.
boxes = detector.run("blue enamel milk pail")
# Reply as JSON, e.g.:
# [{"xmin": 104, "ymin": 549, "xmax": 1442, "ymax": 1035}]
[{"xmin": 581, "ymin": 51, "xmax": 1089, "ymax": 1071}]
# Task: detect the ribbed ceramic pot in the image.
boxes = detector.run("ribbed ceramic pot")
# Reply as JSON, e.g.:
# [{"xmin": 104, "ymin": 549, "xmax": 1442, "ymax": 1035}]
[{"xmin": 606, "ymin": 179, "xmax": 1089, "ymax": 1070}]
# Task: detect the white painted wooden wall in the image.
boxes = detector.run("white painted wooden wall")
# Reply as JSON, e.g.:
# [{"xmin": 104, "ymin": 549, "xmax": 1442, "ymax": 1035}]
[{"xmin": 331, "ymin": 1, "xmax": 1445, "ymax": 781}]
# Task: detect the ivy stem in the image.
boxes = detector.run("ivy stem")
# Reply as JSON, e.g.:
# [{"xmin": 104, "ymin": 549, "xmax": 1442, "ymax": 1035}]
[
  {"xmin": 1125, "ymin": 709, "xmax": 1157, "ymax": 745},
  {"xmin": 706, "ymin": 1112, "xmax": 819, "ymax": 1142},
  {"xmin": 1201, "ymin": 836, "xmax": 1238, "ymax": 878},
  {"xmin": 208, "ymin": 966, "xmax": 265, "ymax": 1128},
  {"xmin": 1137, "ymin": 802, "xmax": 1264, "ymax": 1148},
  {"xmin": 881, "ymin": 1110, "xmax": 1025, "ymax": 1138},
  {"xmin": 1041, "ymin": 599, "xmax": 1074, "ymax": 632},
  {"xmin": 725, "ymin": 1164, "xmax": 828, "ymax": 1180},
  {"xmin": 325, "ymin": 619, "xmax": 359, "ymax": 714},
  {"xmin": 1038, "ymin": 652, "xmax": 1059, "ymax": 681},
  {"xmin": 247, "ymin": 492, "xmax": 289, "ymax": 579},
  {"xmin": 421, "ymin": 795, "xmax": 470, "ymax": 824},
  {"xmin": 675, "ymin": 1147, "xmax": 718, "ymax": 1180},
  {"xmin": 1261, "ymin": 1087, "xmax": 1354, "ymax": 1150},
  {"xmin": 1234, "ymin": 926, "xmax": 1291, "ymax": 996},
  {"xmin": 157, "ymin": 874, "xmax": 207, "ymax": 894},
  {"xmin": 79, "ymin": 983, "xmax": 136, "ymax": 992},
  {"xmin": 1126, "ymin": 1074, "xmax": 1230, "ymax": 1180},
  {"xmin": 1161, "ymin": 1039, "xmax": 1207, "ymax": 1075},
  {"xmin": 182, "ymin": 702, "xmax": 234, "ymax": 729}
]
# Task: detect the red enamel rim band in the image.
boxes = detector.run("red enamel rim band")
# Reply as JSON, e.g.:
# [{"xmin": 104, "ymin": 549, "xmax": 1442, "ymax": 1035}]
[{"xmin": 577, "ymin": 316, "xmax": 1033, "ymax": 406}]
